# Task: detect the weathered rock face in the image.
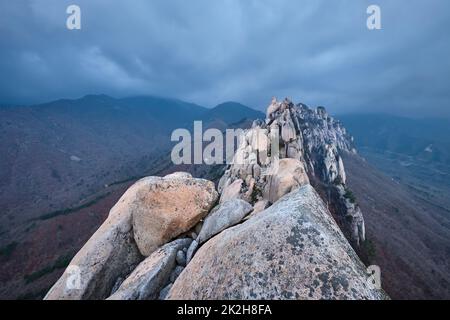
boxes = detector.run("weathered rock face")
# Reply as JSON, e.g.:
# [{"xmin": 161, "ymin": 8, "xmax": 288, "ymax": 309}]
[
  {"xmin": 219, "ymin": 98, "xmax": 366, "ymax": 246},
  {"xmin": 107, "ymin": 238, "xmax": 191, "ymax": 300},
  {"xmin": 132, "ymin": 173, "xmax": 218, "ymax": 256},
  {"xmin": 45, "ymin": 179, "xmax": 147, "ymax": 300},
  {"xmin": 168, "ymin": 185, "xmax": 387, "ymax": 300},
  {"xmin": 197, "ymin": 199, "xmax": 253, "ymax": 244}
]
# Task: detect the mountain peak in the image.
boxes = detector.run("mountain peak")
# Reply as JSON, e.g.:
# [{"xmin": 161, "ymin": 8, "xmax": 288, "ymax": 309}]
[
  {"xmin": 213, "ymin": 101, "xmax": 251, "ymax": 109},
  {"xmin": 205, "ymin": 101, "xmax": 264, "ymax": 124}
]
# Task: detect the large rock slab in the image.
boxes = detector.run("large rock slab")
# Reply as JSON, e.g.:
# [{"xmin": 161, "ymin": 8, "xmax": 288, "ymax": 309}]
[
  {"xmin": 168, "ymin": 185, "xmax": 388, "ymax": 300},
  {"xmin": 132, "ymin": 173, "xmax": 218, "ymax": 256},
  {"xmin": 197, "ymin": 199, "xmax": 253, "ymax": 244},
  {"xmin": 45, "ymin": 172, "xmax": 217, "ymax": 300},
  {"xmin": 263, "ymin": 158, "xmax": 309, "ymax": 203},
  {"xmin": 44, "ymin": 179, "xmax": 149, "ymax": 300},
  {"xmin": 107, "ymin": 238, "xmax": 191, "ymax": 300}
]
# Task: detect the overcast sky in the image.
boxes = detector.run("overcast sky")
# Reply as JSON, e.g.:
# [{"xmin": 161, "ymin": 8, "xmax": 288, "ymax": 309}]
[{"xmin": 0, "ymin": 0, "xmax": 449, "ymax": 117}]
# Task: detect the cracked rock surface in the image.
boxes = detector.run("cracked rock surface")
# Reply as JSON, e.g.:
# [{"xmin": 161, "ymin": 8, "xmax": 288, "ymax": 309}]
[{"xmin": 168, "ymin": 185, "xmax": 388, "ymax": 300}]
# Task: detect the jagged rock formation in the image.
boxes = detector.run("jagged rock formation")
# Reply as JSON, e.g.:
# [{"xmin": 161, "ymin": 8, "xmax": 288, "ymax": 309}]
[
  {"xmin": 45, "ymin": 98, "xmax": 385, "ymax": 300},
  {"xmin": 219, "ymin": 98, "xmax": 365, "ymax": 247},
  {"xmin": 168, "ymin": 185, "xmax": 386, "ymax": 300}
]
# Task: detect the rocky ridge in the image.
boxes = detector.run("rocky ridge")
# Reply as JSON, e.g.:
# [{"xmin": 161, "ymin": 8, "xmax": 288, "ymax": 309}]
[
  {"xmin": 219, "ymin": 97, "xmax": 365, "ymax": 247},
  {"xmin": 45, "ymin": 98, "xmax": 386, "ymax": 300}
]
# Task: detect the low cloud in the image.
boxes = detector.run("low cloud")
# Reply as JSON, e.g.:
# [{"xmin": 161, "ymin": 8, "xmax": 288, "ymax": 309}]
[{"xmin": 0, "ymin": 0, "xmax": 449, "ymax": 117}]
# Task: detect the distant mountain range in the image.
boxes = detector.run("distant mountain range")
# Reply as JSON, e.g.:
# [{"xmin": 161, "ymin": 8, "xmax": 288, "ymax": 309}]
[
  {"xmin": 0, "ymin": 94, "xmax": 263, "ymax": 227},
  {"xmin": 339, "ymin": 113, "xmax": 450, "ymax": 166},
  {"xmin": 339, "ymin": 113, "xmax": 450, "ymax": 299}
]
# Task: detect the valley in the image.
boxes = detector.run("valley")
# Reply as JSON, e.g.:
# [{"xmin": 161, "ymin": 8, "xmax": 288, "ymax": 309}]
[{"xmin": 359, "ymin": 147, "xmax": 450, "ymax": 216}]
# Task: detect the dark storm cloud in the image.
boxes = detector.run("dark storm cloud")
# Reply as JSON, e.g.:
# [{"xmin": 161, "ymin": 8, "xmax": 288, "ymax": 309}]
[{"xmin": 0, "ymin": 0, "xmax": 449, "ymax": 117}]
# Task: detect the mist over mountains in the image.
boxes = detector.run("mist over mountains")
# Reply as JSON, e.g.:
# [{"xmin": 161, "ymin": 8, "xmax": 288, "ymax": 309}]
[{"xmin": 2, "ymin": 1, "xmax": 450, "ymax": 118}]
